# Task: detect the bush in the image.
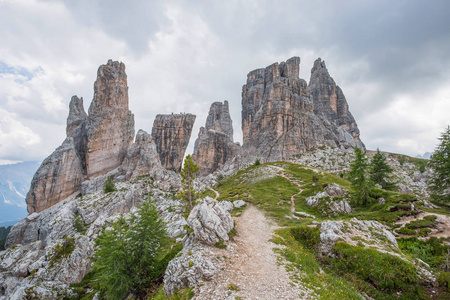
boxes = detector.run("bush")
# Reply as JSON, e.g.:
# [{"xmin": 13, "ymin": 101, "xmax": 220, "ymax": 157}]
[
  {"xmin": 328, "ymin": 242, "xmax": 422, "ymax": 297},
  {"xmin": 254, "ymin": 158, "xmax": 261, "ymax": 166},
  {"xmin": 405, "ymin": 215, "xmax": 437, "ymax": 230},
  {"xmin": 73, "ymin": 214, "xmax": 86, "ymax": 233},
  {"xmin": 216, "ymin": 174, "xmax": 224, "ymax": 182},
  {"xmin": 397, "ymin": 227, "xmax": 416, "ymax": 235},
  {"xmin": 438, "ymin": 271, "xmax": 450, "ymax": 291},
  {"xmin": 103, "ymin": 176, "xmax": 116, "ymax": 193},
  {"xmin": 289, "ymin": 226, "xmax": 320, "ymax": 250}
]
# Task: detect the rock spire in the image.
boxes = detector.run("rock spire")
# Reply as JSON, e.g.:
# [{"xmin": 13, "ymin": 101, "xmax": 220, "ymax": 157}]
[{"xmin": 193, "ymin": 101, "xmax": 239, "ymax": 176}]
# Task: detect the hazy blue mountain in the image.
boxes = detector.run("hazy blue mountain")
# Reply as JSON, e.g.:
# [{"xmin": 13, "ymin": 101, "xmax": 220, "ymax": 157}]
[
  {"xmin": 415, "ymin": 152, "xmax": 432, "ymax": 160},
  {"xmin": 0, "ymin": 161, "xmax": 40, "ymax": 224}
]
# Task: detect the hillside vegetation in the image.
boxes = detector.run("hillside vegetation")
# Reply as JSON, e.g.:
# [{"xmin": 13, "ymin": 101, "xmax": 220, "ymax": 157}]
[{"xmin": 204, "ymin": 161, "xmax": 450, "ymax": 299}]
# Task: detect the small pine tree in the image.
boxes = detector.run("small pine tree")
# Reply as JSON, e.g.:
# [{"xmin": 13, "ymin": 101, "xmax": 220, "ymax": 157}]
[
  {"xmin": 179, "ymin": 155, "xmax": 199, "ymax": 210},
  {"xmin": 104, "ymin": 176, "xmax": 116, "ymax": 193},
  {"xmin": 428, "ymin": 126, "xmax": 450, "ymax": 202},
  {"xmin": 370, "ymin": 148, "xmax": 395, "ymax": 190},
  {"xmin": 90, "ymin": 199, "xmax": 168, "ymax": 299},
  {"xmin": 348, "ymin": 147, "xmax": 372, "ymax": 206}
]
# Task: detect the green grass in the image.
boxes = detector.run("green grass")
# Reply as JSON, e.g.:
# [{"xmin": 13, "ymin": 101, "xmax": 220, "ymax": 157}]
[
  {"xmin": 272, "ymin": 227, "xmax": 363, "ymax": 299},
  {"xmin": 405, "ymin": 215, "xmax": 438, "ymax": 230},
  {"xmin": 326, "ymin": 242, "xmax": 427, "ymax": 299}
]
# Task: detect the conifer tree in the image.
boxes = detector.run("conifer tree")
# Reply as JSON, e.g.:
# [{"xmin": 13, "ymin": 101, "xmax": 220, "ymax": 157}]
[
  {"xmin": 179, "ymin": 154, "xmax": 199, "ymax": 210},
  {"xmin": 428, "ymin": 126, "xmax": 450, "ymax": 202},
  {"xmin": 370, "ymin": 148, "xmax": 395, "ymax": 190},
  {"xmin": 91, "ymin": 199, "xmax": 168, "ymax": 299},
  {"xmin": 348, "ymin": 147, "xmax": 372, "ymax": 205}
]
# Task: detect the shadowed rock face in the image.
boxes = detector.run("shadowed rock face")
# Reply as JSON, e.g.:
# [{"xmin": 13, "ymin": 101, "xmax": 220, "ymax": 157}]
[
  {"xmin": 66, "ymin": 96, "xmax": 87, "ymax": 137},
  {"xmin": 26, "ymin": 60, "xmax": 135, "ymax": 213},
  {"xmin": 193, "ymin": 101, "xmax": 239, "ymax": 176},
  {"xmin": 151, "ymin": 114, "xmax": 196, "ymax": 172},
  {"xmin": 86, "ymin": 60, "xmax": 135, "ymax": 179},
  {"xmin": 26, "ymin": 138, "xmax": 84, "ymax": 214},
  {"xmin": 308, "ymin": 58, "xmax": 364, "ymax": 149},
  {"xmin": 241, "ymin": 57, "xmax": 364, "ymax": 162}
]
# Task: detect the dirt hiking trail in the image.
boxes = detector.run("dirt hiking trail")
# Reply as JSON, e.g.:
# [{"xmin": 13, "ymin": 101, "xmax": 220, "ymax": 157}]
[{"xmin": 193, "ymin": 204, "xmax": 312, "ymax": 299}]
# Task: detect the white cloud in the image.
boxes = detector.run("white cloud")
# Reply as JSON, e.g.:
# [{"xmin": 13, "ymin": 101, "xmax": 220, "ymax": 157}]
[{"xmin": 0, "ymin": 0, "xmax": 449, "ymax": 162}]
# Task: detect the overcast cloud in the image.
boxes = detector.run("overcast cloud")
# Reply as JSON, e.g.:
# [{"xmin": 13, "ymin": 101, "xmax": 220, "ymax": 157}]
[{"xmin": 0, "ymin": 0, "xmax": 449, "ymax": 163}]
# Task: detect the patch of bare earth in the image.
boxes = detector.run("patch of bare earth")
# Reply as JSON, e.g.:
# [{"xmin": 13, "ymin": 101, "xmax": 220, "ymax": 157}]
[
  {"xmin": 193, "ymin": 204, "xmax": 312, "ymax": 299},
  {"xmin": 396, "ymin": 212, "xmax": 450, "ymax": 239}
]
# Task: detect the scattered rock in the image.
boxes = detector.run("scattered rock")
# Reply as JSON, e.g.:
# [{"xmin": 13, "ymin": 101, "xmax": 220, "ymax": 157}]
[
  {"xmin": 187, "ymin": 197, "xmax": 234, "ymax": 246},
  {"xmin": 233, "ymin": 200, "xmax": 246, "ymax": 208}
]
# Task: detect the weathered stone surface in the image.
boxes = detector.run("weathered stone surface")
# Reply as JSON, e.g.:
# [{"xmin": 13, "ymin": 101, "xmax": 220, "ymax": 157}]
[
  {"xmin": 319, "ymin": 218, "xmax": 398, "ymax": 258},
  {"xmin": 86, "ymin": 60, "xmax": 135, "ymax": 179},
  {"xmin": 193, "ymin": 101, "xmax": 240, "ymax": 176},
  {"xmin": 26, "ymin": 138, "xmax": 84, "ymax": 214},
  {"xmin": 66, "ymin": 96, "xmax": 87, "ymax": 137},
  {"xmin": 308, "ymin": 58, "xmax": 364, "ymax": 149},
  {"xmin": 163, "ymin": 236, "xmax": 221, "ymax": 296},
  {"xmin": 306, "ymin": 184, "xmax": 352, "ymax": 216},
  {"xmin": 242, "ymin": 57, "xmax": 340, "ymax": 161},
  {"xmin": 119, "ymin": 129, "xmax": 163, "ymax": 180},
  {"xmin": 3, "ymin": 179, "xmax": 186, "ymax": 299},
  {"xmin": 26, "ymin": 60, "xmax": 137, "ymax": 213},
  {"xmin": 187, "ymin": 197, "xmax": 234, "ymax": 246},
  {"xmin": 151, "ymin": 114, "xmax": 196, "ymax": 172},
  {"xmin": 241, "ymin": 57, "xmax": 365, "ymax": 162}
]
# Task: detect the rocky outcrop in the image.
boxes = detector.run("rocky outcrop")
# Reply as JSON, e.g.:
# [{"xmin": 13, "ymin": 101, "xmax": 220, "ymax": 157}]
[
  {"xmin": 163, "ymin": 197, "xmax": 233, "ymax": 296},
  {"xmin": 308, "ymin": 58, "xmax": 364, "ymax": 149},
  {"xmin": 26, "ymin": 60, "xmax": 137, "ymax": 214},
  {"xmin": 306, "ymin": 183, "xmax": 352, "ymax": 216},
  {"xmin": 187, "ymin": 197, "xmax": 234, "ymax": 246},
  {"xmin": 85, "ymin": 60, "xmax": 135, "ymax": 179},
  {"xmin": 66, "ymin": 96, "xmax": 87, "ymax": 137},
  {"xmin": 193, "ymin": 101, "xmax": 239, "ymax": 176},
  {"xmin": 319, "ymin": 218, "xmax": 398, "ymax": 258},
  {"xmin": 242, "ymin": 57, "xmax": 338, "ymax": 161},
  {"xmin": 151, "ymin": 114, "xmax": 196, "ymax": 172},
  {"xmin": 26, "ymin": 138, "xmax": 84, "ymax": 214},
  {"xmin": 241, "ymin": 57, "xmax": 364, "ymax": 162},
  {"xmin": 3, "ymin": 179, "xmax": 187, "ymax": 299}
]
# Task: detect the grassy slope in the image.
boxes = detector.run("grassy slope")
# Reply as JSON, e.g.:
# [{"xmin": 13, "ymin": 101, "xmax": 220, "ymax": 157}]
[{"xmin": 207, "ymin": 161, "xmax": 450, "ymax": 300}]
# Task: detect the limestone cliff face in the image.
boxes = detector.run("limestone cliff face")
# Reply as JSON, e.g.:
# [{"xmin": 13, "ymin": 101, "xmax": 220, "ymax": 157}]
[
  {"xmin": 193, "ymin": 101, "xmax": 239, "ymax": 176},
  {"xmin": 26, "ymin": 60, "xmax": 135, "ymax": 213},
  {"xmin": 308, "ymin": 58, "xmax": 364, "ymax": 149},
  {"xmin": 152, "ymin": 114, "xmax": 196, "ymax": 172},
  {"xmin": 26, "ymin": 138, "xmax": 84, "ymax": 213},
  {"xmin": 242, "ymin": 57, "xmax": 338, "ymax": 161},
  {"xmin": 241, "ymin": 57, "xmax": 364, "ymax": 161},
  {"xmin": 86, "ymin": 60, "xmax": 135, "ymax": 179}
]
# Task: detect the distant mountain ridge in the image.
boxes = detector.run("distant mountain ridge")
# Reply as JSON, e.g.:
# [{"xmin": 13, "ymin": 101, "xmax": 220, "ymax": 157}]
[
  {"xmin": 0, "ymin": 161, "xmax": 40, "ymax": 224},
  {"xmin": 415, "ymin": 152, "xmax": 432, "ymax": 159}
]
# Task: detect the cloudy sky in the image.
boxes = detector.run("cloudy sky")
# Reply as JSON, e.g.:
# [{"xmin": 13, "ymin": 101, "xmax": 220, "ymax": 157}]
[{"xmin": 1, "ymin": 0, "xmax": 449, "ymax": 164}]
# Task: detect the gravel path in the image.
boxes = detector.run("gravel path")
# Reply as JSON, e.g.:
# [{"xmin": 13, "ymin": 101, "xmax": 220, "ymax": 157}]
[{"xmin": 193, "ymin": 204, "xmax": 311, "ymax": 299}]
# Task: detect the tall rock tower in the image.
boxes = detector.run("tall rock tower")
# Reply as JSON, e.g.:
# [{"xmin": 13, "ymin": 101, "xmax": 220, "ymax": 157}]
[
  {"xmin": 193, "ymin": 101, "xmax": 239, "ymax": 176},
  {"xmin": 85, "ymin": 60, "xmax": 135, "ymax": 178}
]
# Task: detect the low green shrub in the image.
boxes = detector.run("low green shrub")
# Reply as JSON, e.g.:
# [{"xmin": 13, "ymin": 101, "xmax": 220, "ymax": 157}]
[
  {"xmin": 215, "ymin": 240, "xmax": 227, "ymax": 249},
  {"xmin": 103, "ymin": 176, "xmax": 116, "ymax": 193},
  {"xmin": 289, "ymin": 226, "xmax": 320, "ymax": 250},
  {"xmin": 50, "ymin": 236, "xmax": 75, "ymax": 267},
  {"xmin": 396, "ymin": 227, "xmax": 416, "ymax": 235},
  {"xmin": 418, "ymin": 228, "xmax": 431, "ymax": 237},
  {"xmin": 398, "ymin": 237, "xmax": 448, "ymax": 268},
  {"xmin": 438, "ymin": 271, "xmax": 450, "ymax": 291},
  {"xmin": 328, "ymin": 242, "xmax": 424, "ymax": 298},
  {"xmin": 405, "ymin": 215, "xmax": 438, "ymax": 230}
]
